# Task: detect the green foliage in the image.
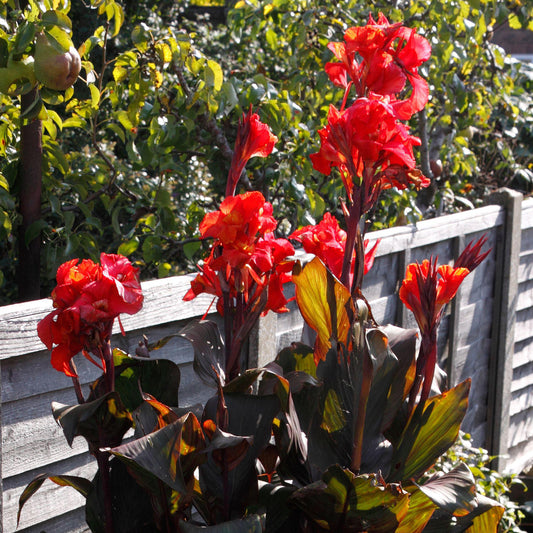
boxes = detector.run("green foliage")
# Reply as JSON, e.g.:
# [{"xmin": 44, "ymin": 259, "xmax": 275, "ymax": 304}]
[
  {"xmin": 0, "ymin": 0, "xmax": 532, "ymax": 304},
  {"xmin": 430, "ymin": 432, "xmax": 527, "ymax": 533}
]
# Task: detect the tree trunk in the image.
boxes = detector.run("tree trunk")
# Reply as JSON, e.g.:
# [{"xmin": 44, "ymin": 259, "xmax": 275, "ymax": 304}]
[{"xmin": 18, "ymin": 87, "xmax": 43, "ymax": 301}]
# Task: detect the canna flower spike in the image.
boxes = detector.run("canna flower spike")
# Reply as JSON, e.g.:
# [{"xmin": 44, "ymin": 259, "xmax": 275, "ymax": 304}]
[
  {"xmin": 38, "ymin": 254, "xmax": 143, "ymax": 377},
  {"xmin": 226, "ymin": 105, "xmax": 278, "ymax": 197},
  {"xmin": 399, "ymin": 235, "xmax": 490, "ymax": 406},
  {"xmin": 325, "ymin": 12, "xmax": 432, "ymax": 120}
]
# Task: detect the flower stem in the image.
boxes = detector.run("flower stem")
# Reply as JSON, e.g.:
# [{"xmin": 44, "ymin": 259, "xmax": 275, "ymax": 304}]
[
  {"xmin": 96, "ymin": 449, "xmax": 114, "ymax": 533},
  {"xmin": 100, "ymin": 339, "xmax": 115, "ymax": 394},
  {"xmin": 69, "ymin": 360, "xmax": 85, "ymax": 404}
]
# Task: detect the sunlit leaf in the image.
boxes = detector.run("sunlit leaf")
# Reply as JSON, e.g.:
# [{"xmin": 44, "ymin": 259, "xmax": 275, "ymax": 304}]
[
  {"xmin": 389, "ymin": 380, "xmax": 471, "ymax": 482},
  {"xmin": 291, "ymin": 466, "xmax": 410, "ymax": 532},
  {"xmin": 293, "ymin": 257, "xmax": 353, "ymax": 362},
  {"xmin": 205, "ymin": 59, "xmax": 223, "ymax": 91},
  {"xmin": 465, "ymin": 495, "xmax": 504, "ymax": 533},
  {"xmin": 41, "ymin": 10, "xmax": 72, "ymax": 31},
  {"xmin": 52, "ymin": 392, "xmax": 132, "ymax": 449},
  {"xmin": 396, "ymin": 486, "xmax": 436, "ymax": 533},
  {"xmin": 110, "ymin": 413, "xmax": 206, "ymax": 494},
  {"xmin": 18, "ymin": 473, "xmax": 92, "ymax": 526}
]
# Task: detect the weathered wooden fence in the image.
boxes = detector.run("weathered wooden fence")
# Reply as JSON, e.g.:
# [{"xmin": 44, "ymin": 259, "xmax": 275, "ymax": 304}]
[{"xmin": 1, "ymin": 189, "xmax": 532, "ymax": 532}]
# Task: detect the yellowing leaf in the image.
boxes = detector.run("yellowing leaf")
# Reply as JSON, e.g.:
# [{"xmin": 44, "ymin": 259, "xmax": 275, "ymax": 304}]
[
  {"xmin": 320, "ymin": 389, "xmax": 345, "ymax": 433},
  {"xmin": 293, "ymin": 257, "xmax": 353, "ymax": 362},
  {"xmin": 205, "ymin": 59, "xmax": 223, "ymax": 91},
  {"xmin": 156, "ymin": 42, "xmax": 172, "ymax": 63},
  {"xmin": 396, "ymin": 487, "xmax": 436, "ymax": 533},
  {"xmin": 466, "ymin": 500, "xmax": 504, "ymax": 533}
]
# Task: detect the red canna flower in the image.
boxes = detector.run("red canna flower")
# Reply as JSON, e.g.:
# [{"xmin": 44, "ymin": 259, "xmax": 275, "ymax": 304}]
[
  {"xmin": 399, "ymin": 256, "xmax": 472, "ymax": 406},
  {"xmin": 399, "ymin": 259, "xmax": 469, "ymax": 333},
  {"xmin": 325, "ymin": 13, "xmax": 431, "ymax": 119},
  {"xmin": 38, "ymin": 254, "xmax": 143, "ymax": 376},
  {"xmin": 100, "ymin": 253, "xmax": 144, "ymax": 315},
  {"xmin": 200, "ymin": 191, "xmax": 277, "ymax": 269},
  {"xmin": 186, "ymin": 192, "xmax": 295, "ymax": 318},
  {"xmin": 310, "ymin": 98, "xmax": 429, "ymax": 212},
  {"xmin": 289, "ymin": 212, "xmax": 379, "ymax": 283},
  {"xmin": 226, "ymin": 106, "xmax": 278, "ymax": 197}
]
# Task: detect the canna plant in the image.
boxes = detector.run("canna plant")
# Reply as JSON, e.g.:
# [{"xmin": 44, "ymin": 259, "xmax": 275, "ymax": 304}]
[{"xmin": 19, "ymin": 12, "xmax": 504, "ymax": 533}]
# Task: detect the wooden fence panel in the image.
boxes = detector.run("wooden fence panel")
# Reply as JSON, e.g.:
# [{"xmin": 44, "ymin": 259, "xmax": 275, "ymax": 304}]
[
  {"xmin": 3, "ymin": 195, "xmax": 533, "ymax": 531},
  {"xmin": 507, "ymin": 197, "xmax": 533, "ymax": 474}
]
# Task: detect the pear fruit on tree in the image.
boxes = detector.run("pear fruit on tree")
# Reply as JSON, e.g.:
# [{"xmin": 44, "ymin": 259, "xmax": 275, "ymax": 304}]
[{"xmin": 33, "ymin": 32, "xmax": 81, "ymax": 91}]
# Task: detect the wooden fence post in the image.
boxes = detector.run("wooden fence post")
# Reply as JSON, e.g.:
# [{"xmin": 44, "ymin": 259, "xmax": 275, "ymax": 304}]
[
  {"xmin": 487, "ymin": 188, "xmax": 523, "ymax": 471},
  {"xmin": 248, "ymin": 312, "xmax": 279, "ymax": 369}
]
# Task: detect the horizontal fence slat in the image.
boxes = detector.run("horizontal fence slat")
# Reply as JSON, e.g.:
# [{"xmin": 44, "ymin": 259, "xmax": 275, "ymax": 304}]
[
  {"xmin": 521, "ymin": 198, "xmax": 533, "ymax": 230},
  {"xmin": 370, "ymin": 204, "xmax": 504, "ymax": 256},
  {"xmin": 507, "ymin": 438, "xmax": 533, "ymax": 476},
  {"xmin": 2, "ymin": 388, "xmax": 91, "ymax": 478},
  {"xmin": 508, "ymin": 406, "xmax": 533, "ymax": 448},
  {"xmin": 518, "ymin": 250, "xmax": 533, "ymax": 283},
  {"xmin": 0, "ymin": 274, "xmax": 215, "ymax": 360},
  {"xmin": 3, "ymin": 455, "xmax": 97, "ymax": 532},
  {"xmin": 514, "ymin": 337, "xmax": 533, "ymax": 369},
  {"xmin": 515, "ymin": 306, "xmax": 533, "ymax": 344}
]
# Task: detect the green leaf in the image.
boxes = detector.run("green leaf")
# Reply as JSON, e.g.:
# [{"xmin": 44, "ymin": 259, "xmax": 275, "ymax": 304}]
[
  {"xmin": 142, "ymin": 235, "xmax": 162, "ymax": 263},
  {"xmin": 62, "ymin": 116, "xmax": 87, "ymax": 128},
  {"xmin": 206, "ymin": 59, "xmax": 223, "ymax": 91},
  {"xmin": 52, "ymin": 392, "xmax": 132, "ymax": 449},
  {"xmin": 107, "ymin": 2, "xmax": 125, "ymax": 37},
  {"xmin": 131, "ymin": 24, "xmax": 151, "ymax": 53},
  {"xmin": 118, "ymin": 237, "xmax": 139, "ymax": 256},
  {"xmin": 265, "ymin": 28, "xmax": 278, "ymax": 50},
  {"xmin": 13, "ymin": 22, "xmax": 36, "ymax": 55},
  {"xmin": 107, "ymin": 349, "xmax": 181, "ymax": 413},
  {"xmin": 388, "ymin": 380, "xmax": 471, "ymax": 482},
  {"xmin": 291, "ymin": 466, "xmax": 410, "ymax": 532},
  {"xmin": 44, "ymin": 26, "xmax": 74, "ymax": 53},
  {"xmin": 116, "ymin": 110, "xmax": 135, "ymax": 131},
  {"xmin": 44, "ymin": 140, "xmax": 70, "ymax": 174},
  {"xmin": 18, "ymin": 473, "xmax": 92, "ymax": 527},
  {"xmin": 25, "ymin": 219, "xmax": 49, "ymax": 246},
  {"xmin": 183, "ymin": 240, "xmax": 201, "ymax": 260},
  {"xmin": 41, "ymin": 10, "xmax": 72, "ymax": 31},
  {"xmin": 89, "ymin": 83, "xmax": 100, "ymax": 108}
]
